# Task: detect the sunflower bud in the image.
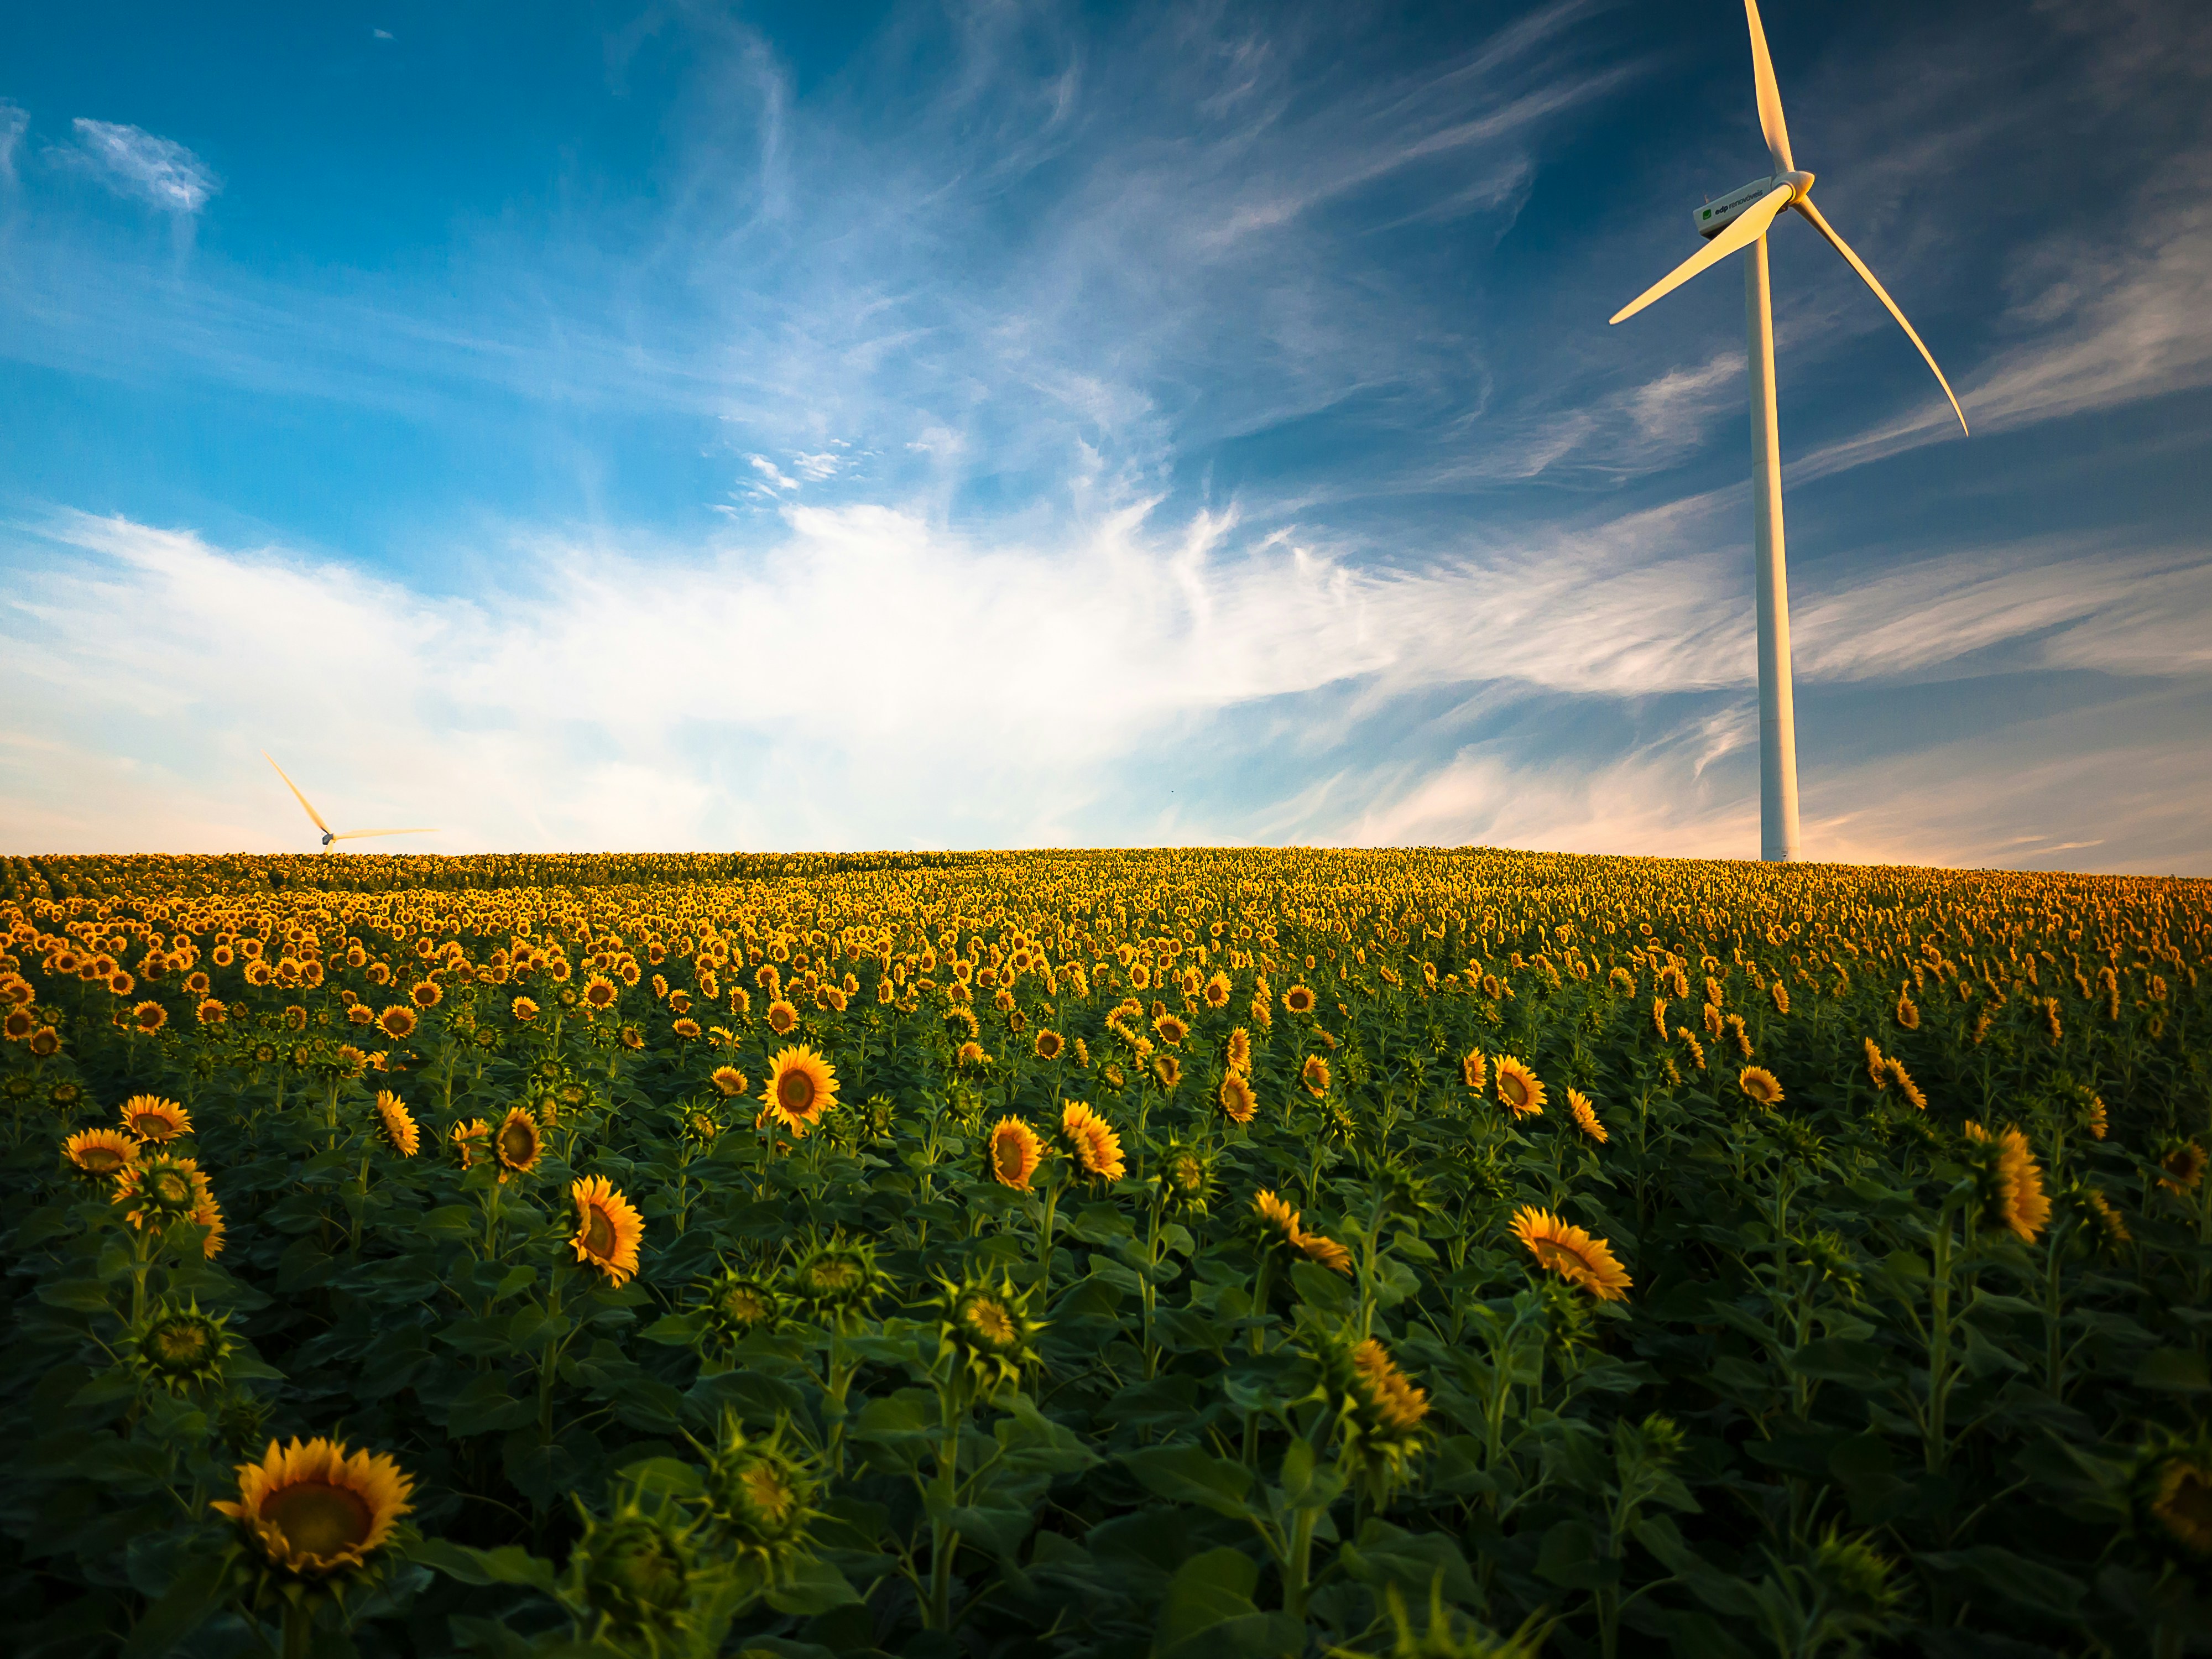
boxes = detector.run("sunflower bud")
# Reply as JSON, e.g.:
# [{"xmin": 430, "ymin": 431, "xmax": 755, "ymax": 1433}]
[
  {"xmin": 936, "ymin": 1269, "xmax": 1046, "ymax": 1397},
  {"xmin": 698, "ymin": 1417, "xmax": 820, "ymax": 1576},
  {"xmin": 124, "ymin": 1297, "xmax": 234, "ymax": 1395},
  {"xmin": 575, "ymin": 1509, "xmax": 693, "ymax": 1636}
]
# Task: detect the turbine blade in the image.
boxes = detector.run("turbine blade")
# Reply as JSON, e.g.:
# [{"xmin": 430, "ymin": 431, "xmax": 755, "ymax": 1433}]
[
  {"xmin": 262, "ymin": 751, "xmax": 332, "ymax": 835},
  {"xmin": 330, "ymin": 829, "xmax": 438, "ymax": 840},
  {"xmin": 1609, "ymin": 184, "xmax": 1792, "ymax": 325},
  {"xmin": 1744, "ymin": 0, "xmax": 1794, "ymax": 174},
  {"xmin": 1792, "ymin": 197, "xmax": 1969, "ymax": 435}
]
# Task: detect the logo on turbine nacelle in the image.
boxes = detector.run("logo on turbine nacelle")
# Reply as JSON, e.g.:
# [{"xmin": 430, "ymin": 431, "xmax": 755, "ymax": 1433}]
[{"xmin": 1693, "ymin": 178, "xmax": 1777, "ymax": 239}]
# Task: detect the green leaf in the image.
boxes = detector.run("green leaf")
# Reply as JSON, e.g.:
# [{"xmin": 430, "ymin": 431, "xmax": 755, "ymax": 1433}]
[
  {"xmin": 119, "ymin": 1545, "xmax": 229, "ymax": 1659},
  {"xmin": 1288, "ymin": 1259, "xmax": 1353, "ymax": 1312},
  {"xmin": 1535, "ymin": 1517, "xmax": 1619, "ymax": 1590},
  {"xmin": 411, "ymin": 1537, "xmax": 559, "ymax": 1593},
  {"xmin": 1122, "ymin": 1444, "xmax": 1255, "ymax": 1520},
  {"xmin": 1157, "ymin": 1546, "xmax": 1260, "ymax": 1653},
  {"xmin": 1785, "ymin": 1338, "xmax": 1893, "ymax": 1389},
  {"xmin": 446, "ymin": 1371, "xmax": 536, "ymax": 1438},
  {"xmin": 641, "ymin": 1311, "xmax": 706, "ymax": 1346},
  {"xmin": 2133, "ymin": 1350, "xmax": 2210, "ymax": 1393},
  {"xmin": 763, "ymin": 1556, "xmax": 863, "ymax": 1615},
  {"xmin": 1915, "ymin": 1546, "xmax": 2085, "ymax": 1620},
  {"xmin": 37, "ymin": 1279, "xmax": 116, "ymax": 1313}
]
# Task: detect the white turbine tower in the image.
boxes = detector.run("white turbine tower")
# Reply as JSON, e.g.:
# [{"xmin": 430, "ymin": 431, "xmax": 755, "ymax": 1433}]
[
  {"xmin": 264, "ymin": 753, "xmax": 437, "ymax": 853},
  {"xmin": 1610, "ymin": 0, "xmax": 1968, "ymax": 862}
]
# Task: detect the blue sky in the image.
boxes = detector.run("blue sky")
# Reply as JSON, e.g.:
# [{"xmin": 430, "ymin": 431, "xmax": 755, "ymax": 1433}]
[{"xmin": 3, "ymin": 0, "xmax": 2208, "ymax": 871}]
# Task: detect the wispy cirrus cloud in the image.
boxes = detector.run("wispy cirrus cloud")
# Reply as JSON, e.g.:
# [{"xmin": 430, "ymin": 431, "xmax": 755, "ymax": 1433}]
[{"xmin": 60, "ymin": 118, "xmax": 220, "ymax": 214}]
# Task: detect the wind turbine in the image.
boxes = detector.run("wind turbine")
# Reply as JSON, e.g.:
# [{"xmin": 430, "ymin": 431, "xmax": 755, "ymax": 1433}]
[
  {"xmin": 263, "ymin": 753, "xmax": 436, "ymax": 853},
  {"xmin": 1609, "ymin": 0, "xmax": 1968, "ymax": 862}
]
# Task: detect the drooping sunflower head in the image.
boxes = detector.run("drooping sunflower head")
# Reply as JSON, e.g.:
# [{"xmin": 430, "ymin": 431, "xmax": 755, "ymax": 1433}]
[
  {"xmin": 1153, "ymin": 1013, "xmax": 1188, "ymax": 1046},
  {"xmin": 1511, "ymin": 1205, "xmax": 1632, "ymax": 1302},
  {"xmin": 1494, "ymin": 1056, "xmax": 1545, "ymax": 1118},
  {"xmin": 1253, "ymin": 1188, "xmax": 1302, "ymax": 1245},
  {"xmin": 1737, "ymin": 1066, "xmax": 1785, "ymax": 1108},
  {"xmin": 1150, "ymin": 1053, "xmax": 1182, "ymax": 1090},
  {"xmin": 1567, "ymin": 1089, "xmax": 1608, "ymax": 1144},
  {"xmin": 987, "ymin": 1116, "xmax": 1045, "ymax": 1192},
  {"xmin": 2158, "ymin": 1139, "xmax": 2208, "ymax": 1195},
  {"xmin": 64, "ymin": 1126, "xmax": 139, "ymax": 1180},
  {"xmin": 113, "ymin": 1153, "xmax": 212, "ymax": 1233},
  {"xmin": 570, "ymin": 1174, "xmax": 646, "ymax": 1287},
  {"xmin": 126, "ymin": 1297, "xmax": 234, "ymax": 1395},
  {"xmin": 1863, "ymin": 1037, "xmax": 1888, "ymax": 1088},
  {"xmin": 2061, "ymin": 1181, "xmax": 2132, "ymax": 1258},
  {"xmin": 119, "ymin": 1094, "xmax": 191, "ymax": 1142},
  {"xmin": 763, "ymin": 1045, "xmax": 838, "ymax": 1134},
  {"xmin": 709, "ymin": 1065, "xmax": 749, "ymax": 1099},
  {"xmin": 1301, "ymin": 1054, "xmax": 1332, "ymax": 1098},
  {"xmin": 373, "ymin": 1091, "xmax": 420, "ymax": 1157},
  {"xmin": 494, "ymin": 1106, "xmax": 543, "ymax": 1179},
  {"xmin": 450, "ymin": 1118, "xmax": 490, "ymax": 1169},
  {"xmin": 1225, "ymin": 1026, "xmax": 1252, "ymax": 1073},
  {"xmin": 1217, "ymin": 1070, "xmax": 1258, "ymax": 1125},
  {"xmin": 212, "ymin": 1437, "xmax": 414, "ymax": 1578},
  {"xmin": 1460, "ymin": 1050, "xmax": 1489, "ymax": 1093},
  {"xmin": 1058, "ymin": 1100, "xmax": 1126, "ymax": 1183},
  {"xmin": 1961, "ymin": 1121, "xmax": 2051, "ymax": 1242},
  {"xmin": 2134, "ymin": 1434, "xmax": 2212, "ymax": 1561}
]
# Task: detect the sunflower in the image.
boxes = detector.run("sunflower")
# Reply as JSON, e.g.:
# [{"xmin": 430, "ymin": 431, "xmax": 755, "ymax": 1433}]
[
  {"xmin": 1347, "ymin": 1336, "xmax": 1431, "ymax": 1452},
  {"xmin": 938, "ymin": 1271, "xmax": 1046, "ymax": 1395},
  {"xmin": 1882, "ymin": 1058, "xmax": 1927, "ymax": 1112},
  {"xmin": 409, "ymin": 979, "xmax": 444, "ymax": 1009},
  {"xmin": 988, "ymin": 1117, "xmax": 1044, "ymax": 1191},
  {"xmin": 113, "ymin": 1154, "xmax": 211, "ymax": 1232},
  {"xmin": 1226, "ymin": 1027, "xmax": 1252, "ymax": 1073},
  {"xmin": 1567, "ymin": 1089, "xmax": 1608, "ymax": 1144},
  {"xmin": 119, "ymin": 1094, "xmax": 191, "ymax": 1141},
  {"xmin": 763, "ymin": 1045, "xmax": 837, "ymax": 1137},
  {"xmin": 2158, "ymin": 1141, "xmax": 2208, "ymax": 1195},
  {"xmin": 64, "ymin": 1126, "xmax": 139, "ymax": 1178},
  {"xmin": 2147, "ymin": 1452, "xmax": 2212, "ymax": 1558},
  {"xmin": 373, "ymin": 1091, "xmax": 420, "ymax": 1157},
  {"xmin": 1297, "ymin": 1229, "xmax": 1354, "ymax": 1274},
  {"xmin": 672, "ymin": 1018, "xmax": 702, "ymax": 1040},
  {"xmin": 1154, "ymin": 1013, "xmax": 1187, "ymax": 1046},
  {"xmin": 766, "ymin": 999, "xmax": 800, "ymax": 1036},
  {"xmin": 1460, "ymin": 1050, "xmax": 1488, "ymax": 1092},
  {"xmin": 450, "ymin": 1118, "xmax": 491, "ymax": 1169},
  {"xmin": 1963, "ymin": 1122, "xmax": 2051, "ymax": 1242},
  {"xmin": 131, "ymin": 1000, "xmax": 168, "ymax": 1034},
  {"xmin": 1282, "ymin": 984, "xmax": 1316, "ymax": 1016},
  {"xmin": 1895, "ymin": 987, "xmax": 1919, "ymax": 1031},
  {"xmin": 1151, "ymin": 1053, "xmax": 1182, "ymax": 1089},
  {"xmin": 3, "ymin": 1008, "xmax": 34, "ymax": 1041},
  {"xmin": 1033, "ymin": 1027, "xmax": 1065, "ymax": 1061},
  {"xmin": 213, "ymin": 1437, "xmax": 414, "ymax": 1578},
  {"xmin": 1254, "ymin": 1188, "xmax": 1302, "ymax": 1246},
  {"xmin": 1203, "ymin": 971, "xmax": 1232, "ymax": 1009},
  {"xmin": 1511, "ymin": 1206, "xmax": 1632, "ymax": 1301},
  {"xmin": 1218, "ymin": 1070, "xmax": 1258, "ymax": 1125},
  {"xmin": 494, "ymin": 1107, "xmax": 543, "ymax": 1179},
  {"xmin": 512, "ymin": 996, "xmax": 539, "ymax": 1023},
  {"xmin": 709, "ymin": 1065, "xmax": 749, "ymax": 1098},
  {"xmin": 1060, "ymin": 1100, "xmax": 1126, "ymax": 1183},
  {"xmin": 1494, "ymin": 1056, "xmax": 1545, "ymax": 1118},
  {"xmin": 378, "ymin": 1005, "xmax": 418, "ymax": 1041},
  {"xmin": 2084, "ymin": 1095, "xmax": 2108, "ymax": 1140},
  {"xmin": 1302, "ymin": 1054, "xmax": 1332, "ymax": 1097},
  {"xmin": 570, "ymin": 1175, "xmax": 646, "ymax": 1286},
  {"xmin": 125, "ymin": 1297, "xmax": 234, "ymax": 1394},
  {"xmin": 1651, "ymin": 998, "xmax": 1670, "ymax": 1040},
  {"xmin": 700, "ymin": 1271, "xmax": 784, "ymax": 1347},
  {"xmin": 619, "ymin": 1024, "xmax": 645, "ymax": 1051},
  {"xmin": 954, "ymin": 1039, "xmax": 992, "ymax": 1071},
  {"xmin": 1738, "ymin": 1066, "xmax": 1784, "ymax": 1107},
  {"xmin": 790, "ymin": 1237, "xmax": 891, "ymax": 1319},
  {"xmin": 1250, "ymin": 1188, "xmax": 1352, "ymax": 1275},
  {"xmin": 582, "ymin": 974, "xmax": 618, "ymax": 1011}
]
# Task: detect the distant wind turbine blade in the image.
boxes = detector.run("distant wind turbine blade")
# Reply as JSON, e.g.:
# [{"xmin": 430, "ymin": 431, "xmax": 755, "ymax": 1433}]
[
  {"xmin": 1744, "ymin": 0, "xmax": 1795, "ymax": 174},
  {"xmin": 1792, "ymin": 197, "xmax": 1969, "ymax": 435},
  {"xmin": 330, "ymin": 829, "xmax": 438, "ymax": 841},
  {"xmin": 263, "ymin": 752, "xmax": 332, "ymax": 835},
  {"xmin": 1609, "ymin": 184, "xmax": 1792, "ymax": 325}
]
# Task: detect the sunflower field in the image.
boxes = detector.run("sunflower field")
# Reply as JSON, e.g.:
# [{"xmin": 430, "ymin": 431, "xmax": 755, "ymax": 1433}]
[{"xmin": 2, "ymin": 847, "xmax": 2209, "ymax": 1659}]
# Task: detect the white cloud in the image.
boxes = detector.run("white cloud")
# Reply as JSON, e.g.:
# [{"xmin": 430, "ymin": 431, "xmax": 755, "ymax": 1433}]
[
  {"xmin": 65, "ymin": 118, "xmax": 219, "ymax": 214},
  {"xmin": 0, "ymin": 101, "xmax": 27, "ymax": 182}
]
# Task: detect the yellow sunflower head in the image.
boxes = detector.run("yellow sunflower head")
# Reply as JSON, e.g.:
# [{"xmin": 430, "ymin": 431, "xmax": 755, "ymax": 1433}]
[
  {"xmin": 1511, "ymin": 1206, "xmax": 1632, "ymax": 1302},
  {"xmin": 212, "ymin": 1437, "xmax": 414, "ymax": 1578},
  {"xmin": 937, "ymin": 1270, "xmax": 1046, "ymax": 1396},
  {"xmin": 1226, "ymin": 1027, "xmax": 1252, "ymax": 1073},
  {"xmin": 764, "ymin": 1045, "xmax": 838, "ymax": 1134},
  {"xmin": 1961, "ymin": 1122, "xmax": 2051, "ymax": 1242},
  {"xmin": 378, "ymin": 1005, "xmax": 418, "ymax": 1041},
  {"xmin": 1567, "ymin": 1089, "xmax": 1608, "ymax": 1144},
  {"xmin": 1494, "ymin": 1056, "xmax": 1545, "ymax": 1118},
  {"xmin": 709, "ymin": 1064, "xmax": 749, "ymax": 1098},
  {"xmin": 1283, "ymin": 984, "xmax": 1316, "ymax": 1016},
  {"xmin": 987, "ymin": 1117, "xmax": 1044, "ymax": 1191},
  {"xmin": 1301, "ymin": 1054, "xmax": 1332, "ymax": 1097},
  {"xmin": 1737, "ymin": 1066, "xmax": 1785, "ymax": 1107},
  {"xmin": 64, "ymin": 1126, "xmax": 140, "ymax": 1179},
  {"xmin": 1153, "ymin": 1013, "xmax": 1187, "ymax": 1046},
  {"xmin": 570, "ymin": 1174, "xmax": 646, "ymax": 1286},
  {"xmin": 373, "ymin": 1091, "xmax": 420, "ymax": 1157},
  {"xmin": 1033, "ymin": 1027, "xmax": 1065, "ymax": 1061},
  {"xmin": 1151, "ymin": 1053, "xmax": 1182, "ymax": 1089},
  {"xmin": 1218, "ymin": 1070, "xmax": 1258, "ymax": 1125},
  {"xmin": 582, "ymin": 974, "xmax": 618, "ymax": 1010},
  {"xmin": 766, "ymin": 999, "xmax": 800, "ymax": 1035},
  {"xmin": 409, "ymin": 979, "xmax": 444, "ymax": 1010},
  {"xmin": 1460, "ymin": 1050, "xmax": 1489, "ymax": 1092},
  {"xmin": 131, "ymin": 1000, "xmax": 168, "ymax": 1034},
  {"xmin": 119, "ymin": 1094, "xmax": 191, "ymax": 1142},
  {"xmin": 494, "ymin": 1107, "xmax": 543, "ymax": 1179},
  {"xmin": 1058, "ymin": 1100, "xmax": 1126, "ymax": 1183}
]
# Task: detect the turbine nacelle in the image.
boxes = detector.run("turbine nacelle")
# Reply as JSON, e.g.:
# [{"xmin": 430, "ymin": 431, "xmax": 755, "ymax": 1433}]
[{"xmin": 1694, "ymin": 171, "xmax": 1815, "ymax": 238}]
